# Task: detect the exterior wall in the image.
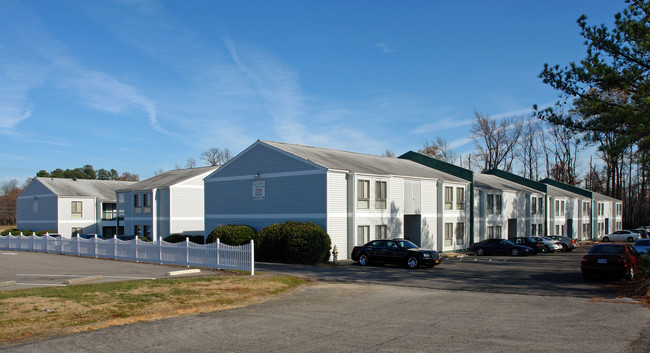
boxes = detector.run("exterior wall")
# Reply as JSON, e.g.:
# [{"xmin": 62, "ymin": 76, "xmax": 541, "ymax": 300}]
[
  {"xmin": 57, "ymin": 196, "xmax": 98, "ymax": 238},
  {"xmin": 119, "ymin": 190, "xmax": 154, "ymax": 238},
  {"xmin": 16, "ymin": 181, "xmax": 58, "ymax": 233},
  {"xmin": 170, "ymin": 184, "xmax": 205, "ymax": 237},
  {"xmin": 420, "ymin": 179, "xmax": 437, "ymax": 250},
  {"xmin": 326, "ymin": 171, "xmax": 349, "ymax": 259},
  {"xmin": 528, "ymin": 193, "xmax": 545, "ymax": 237},
  {"xmin": 440, "ymin": 181, "xmax": 468, "ymax": 251}
]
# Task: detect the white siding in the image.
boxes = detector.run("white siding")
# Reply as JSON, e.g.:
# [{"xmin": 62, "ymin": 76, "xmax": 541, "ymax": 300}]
[{"xmin": 327, "ymin": 171, "xmax": 348, "ymax": 259}]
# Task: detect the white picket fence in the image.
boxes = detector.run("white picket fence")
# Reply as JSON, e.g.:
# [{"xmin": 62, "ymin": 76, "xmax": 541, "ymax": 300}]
[{"xmin": 0, "ymin": 233, "xmax": 254, "ymax": 275}]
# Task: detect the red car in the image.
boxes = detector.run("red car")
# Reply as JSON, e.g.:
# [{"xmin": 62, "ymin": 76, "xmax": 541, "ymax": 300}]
[{"xmin": 581, "ymin": 243, "xmax": 643, "ymax": 281}]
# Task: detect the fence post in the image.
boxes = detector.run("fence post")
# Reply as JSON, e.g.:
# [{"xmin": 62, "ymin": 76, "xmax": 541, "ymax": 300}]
[
  {"xmin": 134, "ymin": 236, "xmax": 138, "ymax": 262},
  {"xmin": 76, "ymin": 235, "xmax": 79, "ymax": 256},
  {"xmin": 93, "ymin": 236, "xmax": 97, "ymax": 258},
  {"xmin": 18, "ymin": 232, "xmax": 22, "ymax": 250},
  {"xmin": 45, "ymin": 233, "xmax": 49, "ymax": 253},
  {"xmin": 114, "ymin": 236, "xmax": 117, "ymax": 259},
  {"xmin": 32, "ymin": 232, "xmax": 35, "ymax": 251},
  {"xmin": 185, "ymin": 237, "xmax": 190, "ymax": 268},
  {"xmin": 159, "ymin": 237, "xmax": 163, "ymax": 265},
  {"xmin": 250, "ymin": 239, "xmax": 255, "ymax": 276},
  {"xmin": 216, "ymin": 238, "xmax": 220, "ymax": 270}
]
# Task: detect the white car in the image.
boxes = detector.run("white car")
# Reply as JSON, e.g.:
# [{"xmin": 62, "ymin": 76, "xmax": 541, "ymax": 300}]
[
  {"xmin": 531, "ymin": 236, "xmax": 562, "ymax": 253},
  {"xmin": 599, "ymin": 230, "xmax": 640, "ymax": 243}
]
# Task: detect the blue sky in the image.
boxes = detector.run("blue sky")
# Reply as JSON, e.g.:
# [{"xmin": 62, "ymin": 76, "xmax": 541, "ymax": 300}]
[{"xmin": 0, "ymin": 0, "xmax": 624, "ymax": 183}]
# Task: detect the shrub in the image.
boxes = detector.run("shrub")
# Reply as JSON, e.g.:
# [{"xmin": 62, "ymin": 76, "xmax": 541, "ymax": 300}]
[
  {"xmin": 257, "ymin": 221, "xmax": 331, "ymax": 264},
  {"xmin": 35, "ymin": 230, "xmax": 57, "ymax": 236},
  {"xmin": 1, "ymin": 228, "xmax": 18, "ymax": 236},
  {"xmin": 206, "ymin": 225, "xmax": 255, "ymax": 246},
  {"xmin": 164, "ymin": 234, "xmax": 205, "ymax": 244},
  {"xmin": 1, "ymin": 229, "xmax": 32, "ymax": 236}
]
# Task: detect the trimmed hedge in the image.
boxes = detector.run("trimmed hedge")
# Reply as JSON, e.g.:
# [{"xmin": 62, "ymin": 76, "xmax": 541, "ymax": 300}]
[
  {"xmin": 35, "ymin": 230, "xmax": 57, "ymax": 236},
  {"xmin": 1, "ymin": 229, "xmax": 33, "ymax": 236},
  {"xmin": 163, "ymin": 234, "xmax": 205, "ymax": 244},
  {"xmin": 256, "ymin": 221, "xmax": 331, "ymax": 264},
  {"xmin": 206, "ymin": 225, "xmax": 255, "ymax": 246}
]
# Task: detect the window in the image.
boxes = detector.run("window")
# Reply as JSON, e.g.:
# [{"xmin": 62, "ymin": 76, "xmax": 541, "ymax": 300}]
[
  {"xmin": 357, "ymin": 180, "xmax": 369, "ymax": 209},
  {"xmin": 532, "ymin": 197, "xmax": 537, "ymax": 214},
  {"xmin": 134, "ymin": 225, "xmax": 142, "ymax": 237},
  {"xmin": 143, "ymin": 225, "xmax": 151, "ymax": 239},
  {"xmin": 532, "ymin": 224, "xmax": 537, "ymax": 236},
  {"xmin": 456, "ymin": 187, "xmax": 465, "ymax": 210},
  {"xmin": 616, "ymin": 204, "xmax": 622, "ymax": 216},
  {"xmin": 487, "ymin": 194, "xmax": 494, "ymax": 215},
  {"xmin": 375, "ymin": 181, "xmax": 387, "ymax": 209},
  {"xmin": 445, "ymin": 223, "xmax": 453, "ymax": 246},
  {"xmin": 495, "ymin": 226, "xmax": 502, "ymax": 238},
  {"xmin": 134, "ymin": 194, "xmax": 141, "ymax": 214},
  {"xmin": 71, "ymin": 201, "xmax": 82, "ymax": 218},
  {"xmin": 445, "ymin": 187, "xmax": 453, "ymax": 210},
  {"xmin": 375, "ymin": 225, "xmax": 387, "ymax": 239},
  {"xmin": 555, "ymin": 200, "xmax": 560, "ymax": 216},
  {"xmin": 598, "ymin": 203, "xmax": 604, "ymax": 216},
  {"xmin": 538, "ymin": 223, "xmax": 543, "ymax": 235},
  {"xmin": 102, "ymin": 203, "xmax": 116, "ymax": 220},
  {"xmin": 495, "ymin": 195, "xmax": 502, "ymax": 215},
  {"xmin": 456, "ymin": 222, "xmax": 464, "ymax": 245},
  {"xmin": 357, "ymin": 225, "xmax": 369, "ymax": 245},
  {"xmin": 33, "ymin": 199, "xmax": 38, "ymax": 213},
  {"xmin": 560, "ymin": 201, "xmax": 565, "ymax": 216},
  {"xmin": 118, "ymin": 193, "xmax": 125, "ymax": 218},
  {"xmin": 71, "ymin": 227, "xmax": 83, "ymax": 237},
  {"xmin": 487, "ymin": 226, "xmax": 494, "ymax": 239},
  {"xmin": 143, "ymin": 194, "xmax": 152, "ymax": 213},
  {"xmin": 582, "ymin": 224, "xmax": 589, "ymax": 237},
  {"xmin": 538, "ymin": 197, "xmax": 544, "ymax": 214},
  {"xmin": 556, "ymin": 225, "xmax": 560, "ymax": 234}
]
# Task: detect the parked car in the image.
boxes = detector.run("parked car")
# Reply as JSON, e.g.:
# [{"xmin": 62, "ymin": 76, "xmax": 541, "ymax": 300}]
[
  {"xmin": 599, "ymin": 230, "xmax": 640, "ymax": 242},
  {"xmin": 351, "ymin": 239, "xmax": 441, "ymax": 269},
  {"xmin": 633, "ymin": 239, "xmax": 650, "ymax": 255},
  {"xmin": 546, "ymin": 235, "xmax": 577, "ymax": 252},
  {"xmin": 470, "ymin": 239, "xmax": 534, "ymax": 256},
  {"xmin": 629, "ymin": 229, "xmax": 648, "ymax": 239},
  {"xmin": 512, "ymin": 237, "xmax": 544, "ymax": 254},
  {"xmin": 581, "ymin": 243, "xmax": 642, "ymax": 280},
  {"xmin": 79, "ymin": 233, "xmax": 104, "ymax": 240},
  {"xmin": 531, "ymin": 236, "xmax": 562, "ymax": 253}
]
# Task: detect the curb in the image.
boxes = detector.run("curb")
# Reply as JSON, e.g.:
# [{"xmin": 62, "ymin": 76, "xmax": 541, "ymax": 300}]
[
  {"xmin": 0, "ymin": 280, "xmax": 16, "ymax": 287},
  {"xmin": 64, "ymin": 275, "xmax": 104, "ymax": 285},
  {"xmin": 166, "ymin": 269, "xmax": 201, "ymax": 276}
]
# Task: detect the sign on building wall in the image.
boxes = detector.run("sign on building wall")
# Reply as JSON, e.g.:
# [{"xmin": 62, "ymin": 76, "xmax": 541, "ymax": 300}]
[{"xmin": 252, "ymin": 180, "xmax": 265, "ymax": 200}]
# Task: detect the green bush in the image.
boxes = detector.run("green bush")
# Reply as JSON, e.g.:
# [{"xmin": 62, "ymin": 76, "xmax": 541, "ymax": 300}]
[
  {"xmin": 257, "ymin": 221, "xmax": 331, "ymax": 264},
  {"xmin": 1, "ymin": 228, "xmax": 18, "ymax": 236},
  {"xmin": 163, "ymin": 234, "xmax": 205, "ymax": 244},
  {"xmin": 35, "ymin": 230, "xmax": 57, "ymax": 236},
  {"xmin": 206, "ymin": 225, "xmax": 255, "ymax": 246},
  {"xmin": 1, "ymin": 229, "xmax": 33, "ymax": 236}
]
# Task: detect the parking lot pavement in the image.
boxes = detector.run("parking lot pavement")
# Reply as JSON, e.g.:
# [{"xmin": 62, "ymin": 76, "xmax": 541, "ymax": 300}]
[
  {"xmin": 256, "ymin": 245, "xmax": 620, "ymax": 298},
  {"xmin": 0, "ymin": 251, "xmax": 219, "ymax": 291}
]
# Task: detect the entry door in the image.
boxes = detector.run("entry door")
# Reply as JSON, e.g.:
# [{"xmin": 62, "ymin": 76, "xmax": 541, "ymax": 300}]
[
  {"xmin": 507, "ymin": 219, "xmax": 517, "ymax": 240},
  {"xmin": 566, "ymin": 219, "xmax": 573, "ymax": 238},
  {"xmin": 404, "ymin": 215, "xmax": 421, "ymax": 246}
]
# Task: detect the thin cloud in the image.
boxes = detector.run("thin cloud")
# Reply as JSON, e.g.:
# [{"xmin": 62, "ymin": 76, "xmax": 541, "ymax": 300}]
[{"xmin": 377, "ymin": 42, "xmax": 394, "ymax": 53}]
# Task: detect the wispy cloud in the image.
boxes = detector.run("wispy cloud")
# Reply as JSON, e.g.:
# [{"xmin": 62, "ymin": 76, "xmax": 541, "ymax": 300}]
[{"xmin": 377, "ymin": 42, "xmax": 394, "ymax": 53}]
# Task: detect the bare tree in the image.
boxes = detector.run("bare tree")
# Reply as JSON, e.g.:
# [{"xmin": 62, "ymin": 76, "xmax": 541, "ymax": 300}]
[
  {"xmin": 117, "ymin": 172, "xmax": 139, "ymax": 181},
  {"xmin": 547, "ymin": 124, "xmax": 583, "ymax": 185},
  {"xmin": 185, "ymin": 157, "xmax": 197, "ymax": 169},
  {"xmin": 0, "ymin": 179, "xmax": 23, "ymax": 225},
  {"xmin": 200, "ymin": 147, "xmax": 232, "ymax": 166},
  {"xmin": 153, "ymin": 169, "xmax": 165, "ymax": 176},
  {"xmin": 418, "ymin": 137, "xmax": 458, "ymax": 164},
  {"xmin": 382, "ymin": 150, "xmax": 396, "ymax": 158},
  {"xmin": 517, "ymin": 119, "xmax": 543, "ymax": 180},
  {"xmin": 471, "ymin": 112, "xmax": 523, "ymax": 172}
]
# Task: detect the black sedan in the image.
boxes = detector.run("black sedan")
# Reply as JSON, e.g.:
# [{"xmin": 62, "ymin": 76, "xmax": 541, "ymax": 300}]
[
  {"xmin": 470, "ymin": 239, "xmax": 534, "ymax": 256},
  {"xmin": 512, "ymin": 237, "xmax": 544, "ymax": 254},
  {"xmin": 351, "ymin": 239, "xmax": 441, "ymax": 269}
]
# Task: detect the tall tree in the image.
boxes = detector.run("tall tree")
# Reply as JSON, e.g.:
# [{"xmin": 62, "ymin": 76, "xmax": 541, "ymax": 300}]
[
  {"xmin": 418, "ymin": 137, "xmax": 458, "ymax": 163},
  {"xmin": 0, "ymin": 180, "xmax": 22, "ymax": 225},
  {"xmin": 200, "ymin": 147, "xmax": 232, "ymax": 166},
  {"xmin": 471, "ymin": 112, "xmax": 523, "ymax": 172}
]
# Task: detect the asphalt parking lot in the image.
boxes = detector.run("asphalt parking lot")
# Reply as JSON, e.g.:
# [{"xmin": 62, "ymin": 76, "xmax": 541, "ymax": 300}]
[{"xmin": 0, "ymin": 251, "xmax": 217, "ymax": 291}]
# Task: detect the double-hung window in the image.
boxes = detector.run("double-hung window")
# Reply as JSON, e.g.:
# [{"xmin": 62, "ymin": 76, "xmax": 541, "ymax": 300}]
[
  {"xmin": 495, "ymin": 195, "xmax": 502, "ymax": 215},
  {"xmin": 357, "ymin": 180, "xmax": 370, "ymax": 209},
  {"xmin": 456, "ymin": 222, "xmax": 464, "ymax": 245},
  {"xmin": 134, "ymin": 194, "xmax": 141, "ymax": 214},
  {"xmin": 375, "ymin": 225, "xmax": 387, "ymax": 239},
  {"xmin": 487, "ymin": 194, "xmax": 494, "ymax": 215},
  {"xmin": 532, "ymin": 197, "xmax": 537, "ymax": 214},
  {"xmin": 375, "ymin": 181, "xmax": 387, "ymax": 209},
  {"xmin": 71, "ymin": 201, "xmax": 82, "ymax": 218},
  {"xmin": 445, "ymin": 187, "xmax": 453, "ymax": 210},
  {"xmin": 456, "ymin": 187, "xmax": 465, "ymax": 210},
  {"xmin": 445, "ymin": 223, "xmax": 453, "ymax": 246},
  {"xmin": 143, "ymin": 193, "xmax": 152, "ymax": 213},
  {"xmin": 357, "ymin": 225, "xmax": 370, "ymax": 245}
]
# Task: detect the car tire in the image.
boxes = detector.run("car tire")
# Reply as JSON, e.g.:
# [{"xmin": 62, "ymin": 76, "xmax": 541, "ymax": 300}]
[
  {"xmin": 626, "ymin": 267, "xmax": 635, "ymax": 281},
  {"xmin": 358, "ymin": 253, "xmax": 370, "ymax": 266},
  {"xmin": 543, "ymin": 245, "xmax": 550, "ymax": 253},
  {"xmin": 476, "ymin": 248, "xmax": 485, "ymax": 256},
  {"xmin": 561, "ymin": 244, "xmax": 568, "ymax": 252},
  {"xmin": 582, "ymin": 272, "xmax": 591, "ymax": 280},
  {"xmin": 627, "ymin": 237, "xmax": 634, "ymax": 243},
  {"xmin": 406, "ymin": 256, "xmax": 419, "ymax": 269},
  {"xmin": 510, "ymin": 248, "xmax": 520, "ymax": 256},
  {"xmin": 602, "ymin": 236, "xmax": 609, "ymax": 242}
]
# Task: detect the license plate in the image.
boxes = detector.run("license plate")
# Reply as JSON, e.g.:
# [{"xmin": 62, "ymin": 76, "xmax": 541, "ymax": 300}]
[{"xmin": 597, "ymin": 259, "xmax": 607, "ymax": 264}]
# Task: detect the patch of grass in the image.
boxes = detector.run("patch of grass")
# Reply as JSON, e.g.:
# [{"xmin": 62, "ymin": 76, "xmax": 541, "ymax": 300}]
[{"xmin": 0, "ymin": 275, "xmax": 306, "ymax": 345}]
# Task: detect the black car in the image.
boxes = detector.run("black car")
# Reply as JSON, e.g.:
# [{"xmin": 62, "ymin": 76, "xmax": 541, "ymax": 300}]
[
  {"xmin": 512, "ymin": 237, "xmax": 544, "ymax": 254},
  {"xmin": 351, "ymin": 239, "xmax": 441, "ymax": 269},
  {"xmin": 470, "ymin": 239, "xmax": 534, "ymax": 256}
]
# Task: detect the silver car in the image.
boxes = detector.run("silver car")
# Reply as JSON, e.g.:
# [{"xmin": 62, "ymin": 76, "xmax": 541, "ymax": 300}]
[
  {"xmin": 531, "ymin": 236, "xmax": 562, "ymax": 253},
  {"xmin": 546, "ymin": 235, "xmax": 577, "ymax": 252},
  {"xmin": 599, "ymin": 230, "xmax": 640, "ymax": 242}
]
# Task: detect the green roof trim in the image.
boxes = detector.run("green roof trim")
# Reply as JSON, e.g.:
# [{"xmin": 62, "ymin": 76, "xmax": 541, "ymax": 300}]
[
  {"xmin": 398, "ymin": 151, "xmax": 474, "ymax": 182},
  {"xmin": 539, "ymin": 178, "xmax": 593, "ymax": 198},
  {"xmin": 483, "ymin": 169, "xmax": 548, "ymax": 193}
]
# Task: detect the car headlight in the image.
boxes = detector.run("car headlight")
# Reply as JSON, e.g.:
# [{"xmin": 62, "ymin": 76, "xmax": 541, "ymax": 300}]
[{"xmin": 422, "ymin": 253, "xmax": 431, "ymax": 258}]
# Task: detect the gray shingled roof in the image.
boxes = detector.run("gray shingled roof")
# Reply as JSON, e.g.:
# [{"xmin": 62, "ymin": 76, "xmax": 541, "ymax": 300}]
[
  {"xmin": 546, "ymin": 184, "xmax": 587, "ymax": 199},
  {"xmin": 261, "ymin": 140, "xmax": 467, "ymax": 183},
  {"xmin": 119, "ymin": 166, "xmax": 218, "ymax": 191},
  {"xmin": 474, "ymin": 174, "xmax": 541, "ymax": 193},
  {"xmin": 35, "ymin": 178, "xmax": 136, "ymax": 202}
]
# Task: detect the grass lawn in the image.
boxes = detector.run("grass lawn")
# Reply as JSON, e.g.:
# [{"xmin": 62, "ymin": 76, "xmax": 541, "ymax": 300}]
[{"xmin": 0, "ymin": 274, "xmax": 306, "ymax": 345}]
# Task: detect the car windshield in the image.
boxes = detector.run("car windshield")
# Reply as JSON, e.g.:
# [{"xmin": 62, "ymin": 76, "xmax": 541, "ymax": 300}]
[
  {"xmin": 397, "ymin": 240, "xmax": 419, "ymax": 249},
  {"xmin": 635, "ymin": 240, "xmax": 650, "ymax": 246},
  {"xmin": 503, "ymin": 240, "xmax": 515, "ymax": 246},
  {"xmin": 589, "ymin": 245, "xmax": 625, "ymax": 254}
]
